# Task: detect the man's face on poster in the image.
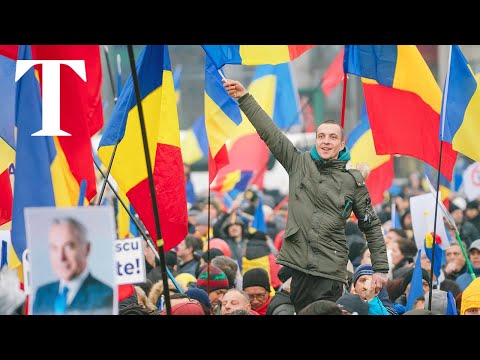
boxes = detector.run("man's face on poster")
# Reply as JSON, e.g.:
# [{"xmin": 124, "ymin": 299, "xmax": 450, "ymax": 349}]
[{"xmin": 48, "ymin": 223, "xmax": 90, "ymax": 282}]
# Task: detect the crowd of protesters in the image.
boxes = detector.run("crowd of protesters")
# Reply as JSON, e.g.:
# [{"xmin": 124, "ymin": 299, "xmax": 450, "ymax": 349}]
[
  {"xmin": 116, "ymin": 166, "xmax": 480, "ymax": 315},
  {"xmin": 134, "ymin": 154, "xmax": 480, "ymax": 315},
  {"xmin": 2, "ymin": 166, "xmax": 480, "ymax": 315}
]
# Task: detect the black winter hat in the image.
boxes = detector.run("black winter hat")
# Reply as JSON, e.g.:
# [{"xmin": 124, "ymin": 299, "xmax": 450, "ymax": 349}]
[
  {"xmin": 242, "ymin": 268, "xmax": 270, "ymax": 292},
  {"xmin": 466, "ymin": 200, "xmax": 479, "ymax": 210},
  {"xmin": 249, "ymin": 230, "xmax": 267, "ymax": 241}
]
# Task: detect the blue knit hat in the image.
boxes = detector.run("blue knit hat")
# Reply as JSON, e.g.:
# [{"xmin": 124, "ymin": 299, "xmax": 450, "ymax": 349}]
[
  {"xmin": 353, "ymin": 263, "xmax": 374, "ymax": 286},
  {"xmin": 185, "ymin": 288, "xmax": 212, "ymax": 309}
]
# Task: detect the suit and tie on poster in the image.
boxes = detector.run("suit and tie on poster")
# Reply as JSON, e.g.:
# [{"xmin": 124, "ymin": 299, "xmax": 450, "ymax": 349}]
[{"xmin": 26, "ymin": 206, "xmax": 117, "ymax": 315}]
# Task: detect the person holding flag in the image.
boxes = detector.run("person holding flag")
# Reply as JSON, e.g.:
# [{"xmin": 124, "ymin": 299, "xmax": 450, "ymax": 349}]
[{"xmin": 223, "ymin": 78, "xmax": 389, "ymax": 314}]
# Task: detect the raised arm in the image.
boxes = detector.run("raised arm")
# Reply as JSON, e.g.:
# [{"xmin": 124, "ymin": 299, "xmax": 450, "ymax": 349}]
[{"xmin": 223, "ymin": 79, "xmax": 300, "ymax": 173}]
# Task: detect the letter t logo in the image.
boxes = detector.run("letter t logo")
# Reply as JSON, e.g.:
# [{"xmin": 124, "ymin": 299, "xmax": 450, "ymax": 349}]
[{"xmin": 15, "ymin": 60, "xmax": 86, "ymax": 136}]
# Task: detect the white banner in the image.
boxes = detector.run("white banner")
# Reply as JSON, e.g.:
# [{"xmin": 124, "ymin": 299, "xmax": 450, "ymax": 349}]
[
  {"xmin": 22, "ymin": 249, "xmax": 31, "ymax": 295},
  {"xmin": 410, "ymin": 193, "xmax": 450, "ymax": 253},
  {"xmin": 115, "ymin": 237, "xmax": 146, "ymax": 285},
  {"xmin": 462, "ymin": 162, "xmax": 480, "ymax": 201}
]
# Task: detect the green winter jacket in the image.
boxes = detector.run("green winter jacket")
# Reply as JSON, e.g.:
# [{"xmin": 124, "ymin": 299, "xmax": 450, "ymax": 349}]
[{"xmin": 238, "ymin": 93, "xmax": 389, "ymax": 284}]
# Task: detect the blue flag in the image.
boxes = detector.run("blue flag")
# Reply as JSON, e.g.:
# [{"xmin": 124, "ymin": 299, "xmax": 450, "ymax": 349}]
[
  {"xmin": 446, "ymin": 290, "xmax": 458, "ymax": 315},
  {"xmin": 251, "ymin": 196, "xmax": 267, "ymax": 232},
  {"xmin": 406, "ymin": 249, "xmax": 424, "ymax": 311}
]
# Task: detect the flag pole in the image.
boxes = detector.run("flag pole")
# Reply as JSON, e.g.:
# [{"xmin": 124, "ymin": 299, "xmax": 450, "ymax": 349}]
[
  {"xmin": 96, "ymin": 45, "xmax": 121, "ymax": 206},
  {"xmin": 93, "ymin": 159, "xmax": 183, "ymax": 293},
  {"xmin": 126, "ymin": 45, "xmax": 172, "ymax": 314},
  {"xmin": 340, "ymin": 73, "xmax": 348, "ymax": 129},
  {"xmin": 428, "ymin": 146, "xmax": 442, "ymax": 311},
  {"xmin": 427, "ymin": 45, "xmax": 453, "ymax": 311},
  {"xmin": 207, "ymin": 183, "xmax": 212, "ymax": 295}
]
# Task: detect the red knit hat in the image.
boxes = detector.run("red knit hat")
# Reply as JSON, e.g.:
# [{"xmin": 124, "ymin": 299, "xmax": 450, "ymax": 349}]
[
  {"xmin": 159, "ymin": 301, "xmax": 207, "ymax": 315},
  {"xmin": 196, "ymin": 265, "xmax": 229, "ymax": 293}
]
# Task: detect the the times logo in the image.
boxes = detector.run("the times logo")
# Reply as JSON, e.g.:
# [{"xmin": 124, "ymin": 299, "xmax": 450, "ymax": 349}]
[{"xmin": 15, "ymin": 60, "xmax": 86, "ymax": 136}]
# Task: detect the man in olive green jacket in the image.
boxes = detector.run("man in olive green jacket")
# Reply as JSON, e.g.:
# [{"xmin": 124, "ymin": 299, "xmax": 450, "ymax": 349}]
[{"xmin": 223, "ymin": 79, "xmax": 389, "ymax": 313}]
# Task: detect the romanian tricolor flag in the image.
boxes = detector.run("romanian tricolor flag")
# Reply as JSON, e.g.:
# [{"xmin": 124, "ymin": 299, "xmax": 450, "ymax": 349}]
[
  {"xmin": 213, "ymin": 63, "xmax": 291, "ymax": 190},
  {"xmin": 344, "ymin": 45, "xmax": 458, "ymax": 181},
  {"xmin": 98, "ymin": 45, "xmax": 188, "ymax": 251},
  {"xmin": 204, "ymin": 57, "xmax": 243, "ymax": 184},
  {"xmin": 10, "ymin": 45, "xmax": 83, "ymax": 270},
  {"xmin": 212, "ymin": 170, "xmax": 253, "ymax": 207},
  {"xmin": 441, "ymin": 45, "xmax": 480, "ymax": 163},
  {"xmin": 202, "ymin": 45, "xmax": 316, "ymax": 69},
  {"xmin": 0, "ymin": 47, "xmax": 16, "ymax": 228},
  {"xmin": 346, "ymin": 102, "xmax": 393, "ymax": 206}
]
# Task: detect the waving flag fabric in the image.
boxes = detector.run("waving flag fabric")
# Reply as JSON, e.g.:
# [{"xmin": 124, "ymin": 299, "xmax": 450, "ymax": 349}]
[
  {"xmin": 346, "ymin": 102, "xmax": 393, "ymax": 206},
  {"xmin": 391, "ymin": 201, "xmax": 402, "ymax": 229},
  {"xmin": 0, "ymin": 48, "xmax": 16, "ymax": 227},
  {"xmin": 406, "ymin": 249, "xmax": 424, "ymax": 311},
  {"xmin": 11, "ymin": 45, "xmax": 79, "ymax": 269},
  {"xmin": 212, "ymin": 63, "xmax": 291, "ymax": 190},
  {"xmin": 251, "ymin": 196, "xmax": 267, "ymax": 233},
  {"xmin": 269, "ymin": 62, "xmax": 303, "ymax": 129},
  {"xmin": 321, "ymin": 47, "xmax": 345, "ymax": 97},
  {"xmin": 440, "ymin": 45, "xmax": 480, "ymax": 163},
  {"xmin": 216, "ymin": 170, "xmax": 254, "ymax": 207},
  {"xmin": 344, "ymin": 45, "xmax": 458, "ymax": 181},
  {"xmin": 31, "ymin": 45, "xmax": 104, "ymax": 202},
  {"xmin": 204, "ymin": 57, "xmax": 243, "ymax": 184},
  {"xmin": 202, "ymin": 45, "xmax": 315, "ymax": 69},
  {"xmin": 98, "ymin": 45, "xmax": 187, "ymax": 251},
  {"xmin": 181, "ymin": 114, "xmax": 209, "ymax": 165}
]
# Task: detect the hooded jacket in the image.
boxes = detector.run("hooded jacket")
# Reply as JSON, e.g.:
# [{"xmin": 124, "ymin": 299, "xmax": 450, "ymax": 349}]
[{"xmin": 238, "ymin": 94, "xmax": 389, "ymax": 285}]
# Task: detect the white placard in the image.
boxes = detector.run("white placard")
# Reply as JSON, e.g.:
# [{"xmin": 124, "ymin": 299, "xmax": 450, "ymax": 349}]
[
  {"xmin": 22, "ymin": 249, "xmax": 31, "ymax": 295},
  {"xmin": 462, "ymin": 162, "xmax": 480, "ymax": 201},
  {"xmin": 410, "ymin": 193, "xmax": 450, "ymax": 253},
  {"xmin": 115, "ymin": 237, "xmax": 146, "ymax": 285}
]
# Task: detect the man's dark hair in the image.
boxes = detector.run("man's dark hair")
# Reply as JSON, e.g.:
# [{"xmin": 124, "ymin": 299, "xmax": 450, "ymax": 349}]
[
  {"xmin": 389, "ymin": 228, "xmax": 408, "ymax": 239},
  {"xmin": 184, "ymin": 234, "xmax": 204, "ymax": 253},
  {"xmin": 211, "ymin": 255, "xmax": 238, "ymax": 289},
  {"xmin": 297, "ymin": 300, "xmax": 343, "ymax": 315},
  {"xmin": 396, "ymin": 237, "xmax": 418, "ymax": 260}
]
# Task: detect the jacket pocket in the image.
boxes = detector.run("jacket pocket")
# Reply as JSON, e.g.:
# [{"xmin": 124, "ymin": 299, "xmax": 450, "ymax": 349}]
[
  {"xmin": 283, "ymin": 226, "xmax": 300, "ymax": 244},
  {"xmin": 340, "ymin": 197, "xmax": 354, "ymax": 219}
]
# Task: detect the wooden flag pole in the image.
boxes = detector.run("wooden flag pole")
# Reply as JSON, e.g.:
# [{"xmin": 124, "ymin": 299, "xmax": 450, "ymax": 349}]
[{"xmin": 127, "ymin": 45, "xmax": 172, "ymax": 315}]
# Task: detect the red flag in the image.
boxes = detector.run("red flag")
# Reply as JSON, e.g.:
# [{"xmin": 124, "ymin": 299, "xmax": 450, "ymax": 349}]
[
  {"xmin": 118, "ymin": 284, "xmax": 135, "ymax": 302},
  {"xmin": 344, "ymin": 45, "xmax": 458, "ymax": 180},
  {"xmin": 321, "ymin": 47, "xmax": 345, "ymax": 97},
  {"xmin": 0, "ymin": 45, "xmax": 18, "ymax": 60},
  {"xmin": 31, "ymin": 45, "xmax": 104, "ymax": 201},
  {"xmin": 0, "ymin": 169, "xmax": 12, "ymax": 226}
]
